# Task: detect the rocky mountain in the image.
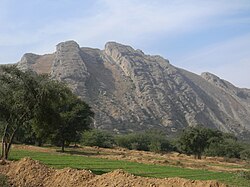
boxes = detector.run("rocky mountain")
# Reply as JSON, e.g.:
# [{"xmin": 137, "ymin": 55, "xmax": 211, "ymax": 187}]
[{"xmin": 15, "ymin": 41, "xmax": 250, "ymax": 139}]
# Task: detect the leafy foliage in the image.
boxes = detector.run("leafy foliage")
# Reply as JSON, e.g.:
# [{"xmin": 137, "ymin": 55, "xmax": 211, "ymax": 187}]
[
  {"xmin": 240, "ymin": 149, "xmax": 250, "ymax": 160},
  {"xmin": 0, "ymin": 66, "xmax": 48, "ymax": 159},
  {"xmin": 46, "ymin": 89, "xmax": 94, "ymax": 151},
  {"xmin": 81, "ymin": 130, "xmax": 115, "ymax": 148},
  {"xmin": 205, "ymin": 138, "xmax": 243, "ymax": 158},
  {"xmin": 115, "ymin": 130, "xmax": 173, "ymax": 152},
  {"xmin": 0, "ymin": 65, "xmax": 94, "ymax": 157},
  {"xmin": 177, "ymin": 126, "xmax": 213, "ymax": 159},
  {"xmin": 177, "ymin": 126, "xmax": 246, "ymax": 159}
]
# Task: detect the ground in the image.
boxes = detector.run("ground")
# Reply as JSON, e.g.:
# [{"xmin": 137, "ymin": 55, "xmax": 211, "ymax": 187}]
[
  {"xmin": 14, "ymin": 144, "xmax": 249, "ymax": 172},
  {"xmin": 0, "ymin": 158, "xmax": 227, "ymax": 187},
  {"xmin": 0, "ymin": 144, "xmax": 249, "ymax": 187}
]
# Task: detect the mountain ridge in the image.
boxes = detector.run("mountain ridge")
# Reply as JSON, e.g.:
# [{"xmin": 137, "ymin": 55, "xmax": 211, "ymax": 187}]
[{"xmin": 13, "ymin": 40, "xmax": 250, "ymax": 139}]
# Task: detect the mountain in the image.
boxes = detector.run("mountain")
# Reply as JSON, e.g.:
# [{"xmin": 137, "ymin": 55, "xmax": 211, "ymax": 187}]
[{"xmin": 15, "ymin": 41, "xmax": 250, "ymax": 139}]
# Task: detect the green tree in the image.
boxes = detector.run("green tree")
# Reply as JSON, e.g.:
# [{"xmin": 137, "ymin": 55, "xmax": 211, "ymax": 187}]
[
  {"xmin": 205, "ymin": 134, "xmax": 243, "ymax": 158},
  {"xmin": 0, "ymin": 65, "xmax": 94, "ymax": 158},
  {"xmin": 240, "ymin": 149, "xmax": 250, "ymax": 160},
  {"xmin": 177, "ymin": 126, "xmax": 212, "ymax": 159},
  {"xmin": 0, "ymin": 66, "xmax": 48, "ymax": 159},
  {"xmin": 25, "ymin": 72, "xmax": 94, "ymax": 152},
  {"xmin": 115, "ymin": 130, "xmax": 173, "ymax": 152},
  {"xmin": 49, "ymin": 92, "xmax": 94, "ymax": 152},
  {"xmin": 81, "ymin": 130, "xmax": 114, "ymax": 148}
]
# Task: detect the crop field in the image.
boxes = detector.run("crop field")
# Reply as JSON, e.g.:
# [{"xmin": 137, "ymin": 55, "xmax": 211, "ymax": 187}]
[{"xmin": 8, "ymin": 146, "xmax": 250, "ymax": 187}]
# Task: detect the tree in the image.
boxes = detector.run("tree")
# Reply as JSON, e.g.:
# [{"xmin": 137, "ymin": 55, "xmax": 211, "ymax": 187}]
[
  {"xmin": 205, "ymin": 133, "xmax": 243, "ymax": 158},
  {"xmin": 114, "ymin": 130, "xmax": 173, "ymax": 152},
  {"xmin": 0, "ymin": 66, "xmax": 44, "ymax": 159},
  {"xmin": 0, "ymin": 65, "xmax": 94, "ymax": 158},
  {"xmin": 81, "ymin": 130, "xmax": 114, "ymax": 148},
  {"xmin": 49, "ymin": 91, "xmax": 94, "ymax": 152},
  {"xmin": 177, "ymin": 126, "xmax": 214, "ymax": 159}
]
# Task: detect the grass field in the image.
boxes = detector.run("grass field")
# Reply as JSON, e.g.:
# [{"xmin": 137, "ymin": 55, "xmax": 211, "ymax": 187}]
[{"xmin": 8, "ymin": 148, "xmax": 250, "ymax": 187}]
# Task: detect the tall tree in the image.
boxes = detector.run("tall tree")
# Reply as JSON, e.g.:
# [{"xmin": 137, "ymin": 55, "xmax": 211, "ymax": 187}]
[
  {"xmin": 177, "ymin": 126, "xmax": 213, "ymax": 159},
  {"xmin": 0, "ymin": 66, "xmax": 41, "ymax": 159},
  {"xmin": 0, "ymin": 65, "xmax": 94, "ymax": 158},
  {"xmin": 50, "ymin": 93, "xmax": 94, "ymax": 152}
]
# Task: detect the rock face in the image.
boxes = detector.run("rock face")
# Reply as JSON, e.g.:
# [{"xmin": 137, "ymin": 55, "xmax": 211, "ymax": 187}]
[{"xmin": 16, "ymin": 41, "xmax": 250, "ymax": 138}]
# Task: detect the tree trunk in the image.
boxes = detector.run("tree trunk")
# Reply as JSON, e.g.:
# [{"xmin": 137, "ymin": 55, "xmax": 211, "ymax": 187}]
[
  {"xmin": 61, "ymin": 140, "xmax": 65, "ymax": 152},
  {"xmin": 1, "ymin": 137, "xmax": 6, "ymax": 159},
  {"xmin": 1, "ymin": 127, "xmax": 18, "ymax": 160},
  {"xmin": 4, "ymin": 142, "xmax": 8, "ymax": 160},
  {"xmin": 1, "ymin": 139, "xmax": 10, "ymax": 160},
  {"xmin": 4, "ymin": 129, "xmax": 17, "ymax": 160},
  {"xmin": 1, "ymin": 124, "xmax": 8, "ymax": 160},
  {"xmin": 197, "ymin": 153, "xmax": 202, "ymax": 159},
  {"xmin": 38, "ymin": 140, "xmax": 42, "ymax": 147}
]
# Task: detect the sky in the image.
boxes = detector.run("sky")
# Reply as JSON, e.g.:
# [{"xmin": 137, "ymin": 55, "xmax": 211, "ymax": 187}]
[{"xmin": 0, "ymin": 0, "xmax": 250, "ymax": 88}]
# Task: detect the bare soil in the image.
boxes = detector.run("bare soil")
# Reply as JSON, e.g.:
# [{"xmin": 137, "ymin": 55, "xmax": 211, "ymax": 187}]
[{"xmin": 0, "ymin": 157, "xmax": 228, "ymax": 187}]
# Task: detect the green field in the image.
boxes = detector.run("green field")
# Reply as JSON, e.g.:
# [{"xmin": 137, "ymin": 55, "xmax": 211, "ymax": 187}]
[{"xmin": 8, "ymin": 148, "xmax": 250, "ymax": 187}]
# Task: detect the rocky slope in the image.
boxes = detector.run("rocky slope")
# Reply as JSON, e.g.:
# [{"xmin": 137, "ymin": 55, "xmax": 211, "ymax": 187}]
[{"xmin": 16, "ymin": 41, "xmax": 250, "ymax": 138}]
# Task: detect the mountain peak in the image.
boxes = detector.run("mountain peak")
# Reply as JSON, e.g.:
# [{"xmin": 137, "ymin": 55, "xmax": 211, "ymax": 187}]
[
  {"xmin": 201, "ymin": 72, "xmax": 220, "ymax": 80},
  {"xmin": 56, "ymin": 40, "xmax": 80, "ymax": 53},
  {"xmin": 104, "ymin": 41, "xmax": 135, "ymax": 56}
]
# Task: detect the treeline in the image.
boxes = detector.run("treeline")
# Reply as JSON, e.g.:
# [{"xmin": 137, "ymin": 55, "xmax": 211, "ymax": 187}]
[{"xmin": 81, "ymin": 128, "xmax": 250, "ymax": 160}]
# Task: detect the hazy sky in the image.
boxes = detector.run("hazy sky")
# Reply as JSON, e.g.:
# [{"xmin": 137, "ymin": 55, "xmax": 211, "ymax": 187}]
[{"xmin": 0, "ymin": 0, "xmax": 250, "ymax": 88}]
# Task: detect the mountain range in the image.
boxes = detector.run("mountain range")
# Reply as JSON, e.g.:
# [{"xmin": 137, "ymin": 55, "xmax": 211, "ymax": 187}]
[{"xmin": 15, "ymin": 41, "xmax": 250, "ymax": 139}]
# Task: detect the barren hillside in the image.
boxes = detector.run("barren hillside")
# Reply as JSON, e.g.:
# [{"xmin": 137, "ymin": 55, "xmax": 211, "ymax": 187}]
[{"xmin": 15, "ymin": 41, "xmax": 250, "ymax": 138}]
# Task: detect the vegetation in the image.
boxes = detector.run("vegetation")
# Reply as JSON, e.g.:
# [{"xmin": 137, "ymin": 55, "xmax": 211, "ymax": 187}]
[
  {"xmin": 176, "ymin": 126, "xmax": 247, "ymax": 159},
  {"xmin": 8, "ymin": 148, "xmax": 250, "ymax": 187},
  {"xmin": 115, "ymin": 130, "xmax": 173, "ymax": 152},
  {"xmin": 81, "ymin": 128, "xmax": 250, "ymax": 161},
  {"xmin": 48, "ymin": 92, "xmax": 94, "ymax": 152},
  {"xmin": 177, "ymin": 126, "xmax": 209, "ymax": 159},
  {"xmin": 0, "ymin": 65, "xmax": 93, "ymax": 159},
  {"xmin": 81, "ymin": 130, "xmax": 115, "ymax": 148},
  {"xmin": 205, "ymin": 136, "xmax": 243, "ymax": 158},
  {"xmin": 0, "ymin": 66, "xmax": 49, "ymax": 159},
  {"xmin": 1, "ymin": 65, "xmax": 250, "ymax": 186},
  {"xmin": 240, "ymin": 149, "xmax": 250, "ymax": 160}
]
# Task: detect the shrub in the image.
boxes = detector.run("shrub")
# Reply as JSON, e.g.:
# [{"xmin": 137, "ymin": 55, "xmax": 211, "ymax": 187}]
[
  {"xmin": 205, "ymin": 138, "xmax": 243, "ymax": 158},
  {"xmin": 115, "ymin": 134, "xmax": 133, "ymax": 149},
  {"xmin": 115, "ymin": 130, "xmax": 173, "ymax": 152},
  {"xmin": 81, "ymin": 130, "xmax": 115, "ymax": 148},
  {"xmin": 240, "ymin": 149, "xmax": 250, "ymax": 160},
  {"xmin": 115, "ymin": 133, "xmax": 150, "ymax": 151}
]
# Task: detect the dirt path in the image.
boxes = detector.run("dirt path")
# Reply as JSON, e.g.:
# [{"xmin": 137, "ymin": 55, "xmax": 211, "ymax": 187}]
[{"xmin": 0, "ymin": 157, "xmax": 228, "ymax": 187}]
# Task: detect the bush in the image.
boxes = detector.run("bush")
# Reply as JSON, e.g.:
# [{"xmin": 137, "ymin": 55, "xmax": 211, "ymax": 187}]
[
  {"xmin": 115, "ymin": 133, "xmax": 150, "ymax": 151},
  {"xmin": 240, "ymin": 149, "xmax": 250, "ymax": 160},
  {"xmin": 205, "ymin": 138, "xmax": 243, "ymax": 158},
  {"xmin": 115, "ymin": 130, "xmax": 173, "ymax": 152},
  {"xmin": 81, "ymin": 130, "xmax": 114, "ymax": 148},
  {"xmin": 176, "ymin": 126, "xmax": 212, "ymax": 159}
]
